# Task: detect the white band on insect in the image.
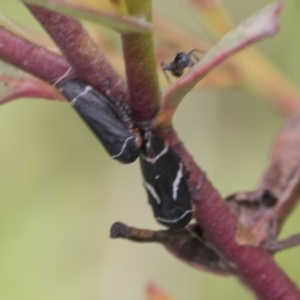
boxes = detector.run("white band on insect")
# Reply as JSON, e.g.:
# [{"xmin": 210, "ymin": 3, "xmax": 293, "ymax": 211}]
[
  {"xmin": 111, "ymin": 136, "xmax": 135, "ymax": 159},
  {"xmin": 141, "ymin": 144, "xmax": 169, "ymax": 164},
  {"xmin": 172, "ymin": 163, "xmax": 183, "ymax": 201},
  {"xmin": 71, "ymin": 85, "xmax": 93, "ymax": 105},
  {"xmin": 143, "ymin": 181, "xmax": 161, "ymax": 205},
  {"xmin": 156, "ymin": 209, "xmax": 193, "ymax": 224}
]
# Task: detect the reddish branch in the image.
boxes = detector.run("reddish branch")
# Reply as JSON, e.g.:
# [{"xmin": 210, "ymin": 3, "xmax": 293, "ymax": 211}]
[
  {"xmin": 192, "ymin": 179, "xmax": 299, "ymax": 299},
  {"xmin": 163, "ymin": 128, "xmax": 300, "ymax": 300},
  {"xmin": 25, "ymin": 4, "xmax": 128, "ymax": 102},
  {"xmin": 0, "ymin": 2, "xmax": 299, "ymax": 299},
  {"xmin": 0, "ymin": 26, "xmax": 71, "ymax": 83}
]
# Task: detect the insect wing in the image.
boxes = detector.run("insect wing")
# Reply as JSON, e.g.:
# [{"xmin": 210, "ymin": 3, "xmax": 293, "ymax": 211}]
[
  {"xmin": 60, "ymin": 80, "xmax": 139, "ymax": 163},
  {"xmin": 140, "ymin": 136, "xmax": 192, "ymax": 229}
]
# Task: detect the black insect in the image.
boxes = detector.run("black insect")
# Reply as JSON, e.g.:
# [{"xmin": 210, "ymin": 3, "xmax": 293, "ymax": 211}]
[
  {"xmin": 161, "ymin": 49, "xmax": 202, "ymax": 82},
  {"xmin": 139, "ymin": 134, "xmax": 193, "ymax": 229},
  {"xmin": 59, "ymin": 79, "xmax": 141, "ymax": 164}
]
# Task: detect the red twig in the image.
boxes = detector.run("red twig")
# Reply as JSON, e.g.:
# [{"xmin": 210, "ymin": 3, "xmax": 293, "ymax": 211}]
[
  {"xmin": 26, "ymin": 3, "xmax": 128, "ymax": 100},
  {"xmin": 0, "ymin": 26, "xmax": 71, "ymax": 83},
  {"xmin": 161, "ymin": 128, "xmax": 300, "ymax": 300}
]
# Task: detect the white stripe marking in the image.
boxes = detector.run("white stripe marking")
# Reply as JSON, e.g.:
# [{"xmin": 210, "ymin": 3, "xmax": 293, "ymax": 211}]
[
  {"xmin": 111, "ymin": 136, "xmax": 135, "ymax": 159},
  {"xmin": 70, "ymin": 85, "xmax": 93, "ymax": 105},
  {"xmin": 141, "ymin": 144, "xmax": 169, "ymax": 164},
  {"xmin": 194, "ymin": 173, "xmax": 205, "ymax": 193},
  {"xmin": 53, "ymin": 67, "xmax": 73, "ymax": 86},
  {"xmin": 143, "ymin": 181, "xmax": 161, "ymax": 205},
  {"xmin": 172, "ymin": 163, "xmax": 183, "ymax": 201},
  {"xmin": 156, "ymin": 209, "xmax": 193, "ymax": 224}
]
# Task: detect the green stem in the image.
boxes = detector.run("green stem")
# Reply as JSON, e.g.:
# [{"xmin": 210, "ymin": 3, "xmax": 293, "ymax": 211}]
[{"xmin": 122, "ymin": 0, "xmax": 160, "ymax": 122}]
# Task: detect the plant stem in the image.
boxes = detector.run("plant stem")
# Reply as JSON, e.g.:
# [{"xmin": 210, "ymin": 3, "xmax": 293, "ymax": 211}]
[{"xmin": 122, "ymin": 0, "xmax": 160, "ymax": 122}]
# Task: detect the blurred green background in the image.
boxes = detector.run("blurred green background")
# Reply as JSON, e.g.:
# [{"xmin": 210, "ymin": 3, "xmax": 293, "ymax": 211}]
[{"xmin": 0, "ymin": 0, "xmax": 299, "ymax": 299}]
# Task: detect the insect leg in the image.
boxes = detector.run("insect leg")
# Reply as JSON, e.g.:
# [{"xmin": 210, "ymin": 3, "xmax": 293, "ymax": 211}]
[{"xmin": 160, "ymin": 61, "xmax": 171, "ymax": 83}]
